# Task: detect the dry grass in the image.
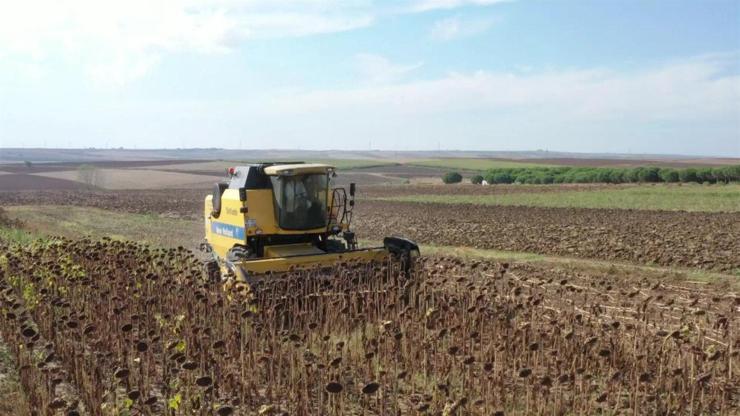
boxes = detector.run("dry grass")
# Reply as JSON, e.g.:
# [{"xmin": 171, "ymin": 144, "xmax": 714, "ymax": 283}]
[{"xmin": 5, "ymin": 205, "xmax": 202, "ymax": 249}]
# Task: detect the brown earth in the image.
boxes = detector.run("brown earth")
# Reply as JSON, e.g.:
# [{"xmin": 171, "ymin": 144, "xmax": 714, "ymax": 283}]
[
  {"xmin": 0, "ymin": 159, "xmax": 208, "ymax": 174},
  {"xmin": 353, "ymin": 201, "xmax": 740, "ymax": 272},
  {"xmin": 0, "ymin": 174, "xmax": 86, "ymax": 191},
  {"xmin": 359, "ymin": 183, "xmax": 621, "ymax": 198},
  {"xmin": 351, "ymin": 164, "xmax": 458, "ymax": 178},
  {"xmin": 31, "ymin": 169, "xmax": 220, "ymax": 190},
  {"xmin": 0, "ymin": 189, "xmax": 205, "ymax": 219}
]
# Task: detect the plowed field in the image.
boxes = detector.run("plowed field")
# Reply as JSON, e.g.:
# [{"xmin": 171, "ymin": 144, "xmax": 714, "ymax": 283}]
[
  {"xmin": 0, "ymin": 174, "xmax": 86, "ymax": 190},
  {"xmin": 0, "ymin": 189, "xmax": 204, "ymax": 219},
  {"xmin": 360, "ymin": 184, "xmax": 617, "ymax": 198},
  {"xmin": 353, "ymin": 201, "xmax": 739, "ymax": 272}
]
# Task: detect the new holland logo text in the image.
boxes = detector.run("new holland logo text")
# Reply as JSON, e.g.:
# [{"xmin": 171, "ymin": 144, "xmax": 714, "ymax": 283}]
[{"xmin": 211, "ymin": 222, "xmax": 245, "ymax": 240}]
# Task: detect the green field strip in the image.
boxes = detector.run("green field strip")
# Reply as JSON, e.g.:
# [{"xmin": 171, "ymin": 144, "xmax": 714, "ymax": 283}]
[{"xmin": 373, "ymin": 184, "xmax": 740, "ymax": 212}]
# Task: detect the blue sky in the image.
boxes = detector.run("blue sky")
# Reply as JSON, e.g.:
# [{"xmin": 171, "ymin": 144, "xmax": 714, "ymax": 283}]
[{"xmin": 0, "ymin": 0, "xmax": 738, "ymax": 156}]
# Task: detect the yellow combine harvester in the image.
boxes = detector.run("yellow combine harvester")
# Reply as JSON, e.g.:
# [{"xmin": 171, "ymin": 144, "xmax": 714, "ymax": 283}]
[{"xmin": 201, "ymin": 162, "xmax": 419, "ymax": 285}]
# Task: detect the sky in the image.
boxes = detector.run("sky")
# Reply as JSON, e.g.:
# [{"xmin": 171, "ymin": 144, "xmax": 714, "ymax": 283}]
[{"xmin": 0, "ymin": 0, "xmax": 738, "ymax": 156}]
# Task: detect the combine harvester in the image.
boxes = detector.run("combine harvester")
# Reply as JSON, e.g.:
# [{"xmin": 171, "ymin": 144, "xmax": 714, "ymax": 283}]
[{"xmin": 201, "ymin": 162, "xmax": 419, "ymax": 293}]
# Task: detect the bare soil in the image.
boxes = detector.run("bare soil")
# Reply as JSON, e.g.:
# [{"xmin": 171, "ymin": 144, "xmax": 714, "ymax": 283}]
[
  {"xmin": 0, "ymin": 174, "xmax": 86, "ymax": 191},
  {"xmin": 351, "ymin": 164, "xmax": 460, "ymax": 178},
  {"xmin": 0, "ymin": 159, "xmax": 207, "ymax": 173},
  {"xmin": 32, "ymin": 169, "xmax": 220, "ymax": 190},
  {"xmin": 0, "ymin": 189, "xmax": 205, "ymax": 219},
  {"xmin": 353, "ymin": 200, "xmax": 740, "ymax": 272},
  {"xmin": 360, "ymin": 183, "xmax": 619, "ymax": 198}
]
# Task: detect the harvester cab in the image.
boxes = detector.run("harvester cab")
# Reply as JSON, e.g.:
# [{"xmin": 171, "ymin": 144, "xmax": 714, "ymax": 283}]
[{"xmin": 201, "ymin": 162, "xmax": 419, "ymax": 285}]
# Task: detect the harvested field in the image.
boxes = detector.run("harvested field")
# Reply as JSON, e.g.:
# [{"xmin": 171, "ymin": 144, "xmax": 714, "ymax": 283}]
[
  {"xmin": 360, "ymin": 184, "xmax": 619, "ymax": 198},
  {"xmin": 354, "ymin": 201, "xmax": 740, "ymax": 272},
  {"xmin": 0, "ymin": 189, "xmax": 204, "ymax": 219},
  {"xmin": 0, "ymin": 159, "xmax": 207, "ymax": 174},
  {"xmin": 352, "ymin": 164, "xmax": 456, "ymax": 178},
  {"xmin": 335, "ymin": 172, "xmax": 406, "ymax": 186},
  {"xmin": 0, "ymin": 237, "xmax": 737, "ymax": 415},
  {"xmin": 31, "ymin": 169, "xmax": 220, "ymax": 190},
  {"xmin": 0, "ymin": 174, "xmax": 86, "ymax": 191}
]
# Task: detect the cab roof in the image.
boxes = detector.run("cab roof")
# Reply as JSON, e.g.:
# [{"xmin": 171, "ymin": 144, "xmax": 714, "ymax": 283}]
[{"xmin": 263, "ymin": 163, "xmax": 335, "ymax": 176}]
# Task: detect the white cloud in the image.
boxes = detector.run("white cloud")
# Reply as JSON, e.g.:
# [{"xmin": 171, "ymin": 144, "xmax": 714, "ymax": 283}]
[
  {"xmin": 4, "ymin": 54, "xmax": 737, "ymax": 155},
  {"xmin": 354, "ymin": 53, "xmax": 423, "ymax": 84},
  {"xmin": 430, "ymin": 15, "xmax": 498, "ymax": 40},
  {"xmin": 0, "ymin": 0, "xmax": 376, "ymax": 86},
  {"xmin": 0, "ymin": 0, "xmax": 513, "ymax": 86},
  {"xmin": 232, "ymin": 54, "xmax": 736, "ymax": 154},
  {"xmin": 411, "ymin": 0, "xmax": 510, "ymax": 13}
]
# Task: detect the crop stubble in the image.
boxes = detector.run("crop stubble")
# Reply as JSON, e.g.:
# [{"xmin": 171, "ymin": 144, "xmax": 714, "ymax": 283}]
[{"xmin": 0, "ymin": 237, "xmax": 737, "ymax": 415}]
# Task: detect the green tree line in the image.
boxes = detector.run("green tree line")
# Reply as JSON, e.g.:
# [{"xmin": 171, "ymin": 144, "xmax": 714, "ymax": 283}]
[{"xmin": 477, "ymin": 165, "xmax": 740, "ymax": 185}]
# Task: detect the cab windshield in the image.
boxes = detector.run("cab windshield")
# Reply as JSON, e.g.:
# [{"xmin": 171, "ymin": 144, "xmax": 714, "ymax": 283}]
[{"xmin": 270, "ymin": 174, "xmax": 328, "ymax": 230}]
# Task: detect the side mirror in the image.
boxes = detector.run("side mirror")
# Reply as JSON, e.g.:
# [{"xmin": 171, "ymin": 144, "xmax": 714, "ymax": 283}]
[{"xmin": 349, "ymin": 183, "xmax": 356, "ymax": 197}]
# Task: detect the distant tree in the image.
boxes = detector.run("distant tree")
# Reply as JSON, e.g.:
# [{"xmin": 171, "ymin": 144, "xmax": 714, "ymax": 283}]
[
  {"xmin": 571, "ymin": 171, "xmax": 596, "ymax": 183},
  {"xmin": 678, "ymin": 168, "xmax": 699, "ymax": 183},
  {"xmin": 711, "ymin": 167, "xmax": 728, "ymax": 184},
  {"xmin": 515, "ymin": 174, "xmax": 536, "ymax": 184},
  {"xmin": 659, "ymin": 168, "xmax": 680, "ymax": 183},
  {"xmin": 607, "ymin": 169, "xmax": 626, "ymax": 183},
  {"xmin": 624, "ymin": 168, "xmax": 641, "ymax": 183},
  {"xmin": 540, "ymin": 174, "xmax": 555, "ymax": 184},
  {"xmin": 637, "ymin": 167, "xmax": 661, "ymax": 183},
  {"xmin": 490, "ymin": 172, "xmax": 514, "ymax": 184},
  {"xmin": 713, "ymin": 166, "xmax": 740, "ymax": 184},
  {"xmin": 470, "ymin": 174, "xmax": 484, "ymax": 185},
  {"xmin": 442, "ymin": 172, "xmax": 463, "ymax": 184},
  {"xmin": 729, "ymin": 165, "xmax": 740, "ymax": 182},
  {"xmin": 696, "ymin": 168, "xmax": 716, "ymax": 184},
  {"xmin": 596, "ymin": 169, "xmax": 614, "ymax": 183},
  {"xmin": 476, "ymin": 165, "xmax": 740, "ymax": 186},
  {"xmin": 23, "ymin": 160, "xmax": 32, "ymax": 169}
]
